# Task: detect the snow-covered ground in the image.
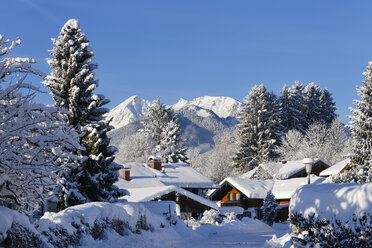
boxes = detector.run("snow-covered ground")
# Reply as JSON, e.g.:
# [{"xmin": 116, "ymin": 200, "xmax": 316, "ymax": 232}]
[
  {"xmin": 1, "ymin": 201, "xmax": 290, "ymax": 248},
  {"xmin": 78, "ymin": 218, "xmax": 290, "ymax": 248}
]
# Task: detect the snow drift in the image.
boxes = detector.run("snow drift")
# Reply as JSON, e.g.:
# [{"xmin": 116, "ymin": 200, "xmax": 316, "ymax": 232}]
[
  {"xmin": 289, "ymin": 183, "xmax": 372, "ymax": 247},
  {"xmin": 290, "ymin": 182, "xmax": 372, "ymax": 222}
]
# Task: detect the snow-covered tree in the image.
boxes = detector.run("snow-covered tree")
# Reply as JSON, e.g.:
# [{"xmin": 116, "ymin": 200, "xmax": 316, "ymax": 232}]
[
  {"xmin": 233, "ymin": 85, "xmax": 278, "ymax": 171},
  {"xmin": 142, "ymin": 98, "xmax": 187, "ymax": 163},
  {"xmin": 276, "ymin": 119, "xmax": 351, "ymax": 164},
  {"xmin": 303, "ymin": 83, "xmax": 337, "ymax": 128},
  {"xmin": 289, "ymin": 81, "xmax": 307, "ymax": 133},
  {"xmin": 43, "ymin": 19, "xmax": 124, "ymax": 205},
  {"xmin": 278, "ymin": 85, "xmax": 291, "ymax": 134},
  {"xmin": 261, "ymin": 191, "xmax": 278, "ymax": 226},
  {"xmin": 117, "ymin": 132, "xmax": 156, "ymax": 163},
  {"xmin": 156, "ymin": 117, "xmax": 187, "ymax": 163},
  {"xmin": 0, "ymin": 35, "xmax": 82, "ymax": 214},
  {"xmin": 335, "ymin": 62, "xmax": 372, "ymax": 183},
  {"xmin": 268, "ymin": 91, "xmax": 285, "ymax": 146},
  {"xmin": 320, "ymin": 88, "xmax": 337, "ymax": 125},
  {"xmin": 142, "ymin": 99, "xmax": 170, "ymax": 144},
  {"xmin": 303, "ymin": 83, "xmax": 323, "ymax": 128},
  {"xmin": 275, "ymin": 129, "xmax": 304, "ymax": 161},
  {"xmin": 202, "ymin": 129, "xmax": 239, "ymax": 182},
  {"xmin": 279, "ymin": 83, "xmax": 307, "ymax": 133}
]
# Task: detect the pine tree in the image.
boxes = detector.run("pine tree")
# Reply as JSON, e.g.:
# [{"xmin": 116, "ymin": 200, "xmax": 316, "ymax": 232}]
[
  {"xmin": 233, "ymin": 85, "xmax": 278, "ymax": 171},
  {"xmin": 262, "ymin": 191, "xmax": 278, "ymax": 226},
  {"xmin": 43, "ymin": 19, "xmax": 124, "ymax": 206},
  {"xmin": 142, "ymin": 98, "xmax": 187, "ymax": 163},
  {"xmin": 319, "ymin": 88, "xmax": 337, "ymax": 125},
  {"xmin": 142, "ymin": 98, "xmax": 170, "ymax": 145},
  {"xmin": 303, "ymin": 83, "xmax": 323, "ymax": 127},
  {"xmin": 278, "ymin": 85, "xmax": 291, "ymax": 134},
  {"xmin": 157, "ymin": 117, "xmax": 187, "ymax": 163},
  {"xmin": 268, "ymin": 91, "xmax": 285, "ymax": 147},
  {"xmin": 335, "ymin": 62, "xmax": 372, "ymax": 183},
  {"xmin": 289, "ymin": 81, "xmax": 307, "ymax": 133}
]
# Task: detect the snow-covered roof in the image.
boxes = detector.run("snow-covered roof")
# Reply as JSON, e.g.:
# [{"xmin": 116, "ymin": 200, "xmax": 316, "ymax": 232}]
[
  {"xmin": 319, "ymin": 158, "xmax": 351, "ymax": 177},
  {"xmin": 161, "ymin": 163, "xmax": 218, "ymax": 188},
  {"xmin": 115, "ymin": 162, "xmax": 218, "ymax": 189},
  {"xmin": 212, "ymin": 176, "xmax": 326, "ymax": 200},
  {"xmin": 241, "ymin": 159, "xmax": 331, "ymax": 180},
  {"xmin": 218, "ymin": 177, "xmax": 274, "ymax": 199},
  {"xmin": 272, "ymin": 176, "xmax": 327, "ymax": 199},
  {"xmin": 122, "ymin": 185, "xmax": 217, "ymax": 210},
  {"xmin": 114, "ymin": 162, "xmax": 218, "ymax": 211}
]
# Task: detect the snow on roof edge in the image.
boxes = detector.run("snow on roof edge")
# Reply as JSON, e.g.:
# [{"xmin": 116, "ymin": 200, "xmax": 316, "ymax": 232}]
[{"xmin": 126, "ymin": 185, "xmax": 218, "ymax": 210}]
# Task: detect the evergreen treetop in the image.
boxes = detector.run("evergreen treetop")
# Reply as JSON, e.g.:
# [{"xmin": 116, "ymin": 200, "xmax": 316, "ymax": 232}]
[
  {"xmin": 142, "ymin": 98, "xmax": 187, "ymax": 163},
  {"xmin": 233, "ymin": 84, "xmax": 278, "ymax": 171}
]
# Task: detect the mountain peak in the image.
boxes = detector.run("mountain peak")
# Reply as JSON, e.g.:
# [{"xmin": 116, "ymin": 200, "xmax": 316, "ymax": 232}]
[
  {"xmin": 173, "ymin": 96, "xmax": 242, "ymax": 119},
  {"xmin": 107, "ymin": 95, "xmax": 242, "ymax": 130},
  {"xmin": 106, "ymin": 95, "xmax": 150, "ymax": 130}
]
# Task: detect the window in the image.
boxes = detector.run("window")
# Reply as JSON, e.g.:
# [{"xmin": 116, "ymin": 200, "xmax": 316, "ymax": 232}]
[
  {"xmin": 226, "ymin": 193, "xmax": 230, "ymax": 201},
  {"xmin": 236, "ymin": 193, "xmax": 240, "ymax": 200},
  {"xmin": 231, "ymin": 193, "xmax": 236, "ymax": 201}
]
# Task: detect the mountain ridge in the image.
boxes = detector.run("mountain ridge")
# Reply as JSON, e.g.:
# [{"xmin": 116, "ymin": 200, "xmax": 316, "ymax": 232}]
[{"xmin": 107, "ymin": 95, "xmax": 242, "ymax": 130}]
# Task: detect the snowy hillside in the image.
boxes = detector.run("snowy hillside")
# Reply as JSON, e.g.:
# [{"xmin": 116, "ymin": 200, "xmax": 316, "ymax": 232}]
[
  {"xmin": 106, "ymin": 95, "xmax": 150, "ymax": 130},
  {"xmin": 173, "ymin": 96, "xmax": 242, "ymax": 119}
]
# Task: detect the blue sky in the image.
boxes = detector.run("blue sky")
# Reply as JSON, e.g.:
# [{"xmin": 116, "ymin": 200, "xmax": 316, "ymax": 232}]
[{"xmin": 2, "ymin": 0, "xmax": 372, "ymax": 123}]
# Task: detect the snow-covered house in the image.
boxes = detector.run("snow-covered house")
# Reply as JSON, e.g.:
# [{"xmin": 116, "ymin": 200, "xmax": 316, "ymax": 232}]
[
  {"xmin": 209, "ymin": 176, "xmax": 327, "ymax": 221},
  {"xmin": 208, "ymin": 158, "xmax": 332, "ymax": 222},
  {"xmin": 115, "ymin": 159, "xmax": 219, "ymax": 219},
  {"xmin": 319, "ymin": 158, "xmax": 351, "ymax": 177},
  {"xmin": 241, "ymin": 159, "xmax": 331, "ymax": 180}
]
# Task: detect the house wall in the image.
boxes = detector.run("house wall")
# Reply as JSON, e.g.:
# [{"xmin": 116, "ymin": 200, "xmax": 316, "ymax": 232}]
[
  {"xmin": 221, "ymin": 188, "xmax": 241, "ymax": 202},
  {"xmin": 158, "ymin": 191, "xmax": 213, "ymax": 219}
]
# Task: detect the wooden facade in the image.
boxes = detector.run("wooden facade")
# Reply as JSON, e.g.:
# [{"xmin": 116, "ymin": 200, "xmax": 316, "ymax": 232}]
[
  {"xmin": 210, "ymin": 181, "xmax": 290, "ymax": 222},
  {"xmin": 155, "ymin": 191, "xmax": 213, "ymax": 219}
]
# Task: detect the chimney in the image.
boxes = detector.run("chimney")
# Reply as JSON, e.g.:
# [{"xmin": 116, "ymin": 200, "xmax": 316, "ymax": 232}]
[
  {"xmin": 148, "ymin": 155, "xmax": 162, "ymax": 171},
  {"xmin": 122, "ymin": 164, "xmax": 131, "ymax": 181}
]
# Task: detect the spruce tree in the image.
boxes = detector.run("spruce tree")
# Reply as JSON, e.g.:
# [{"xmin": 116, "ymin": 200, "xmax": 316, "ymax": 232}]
[
  {"xmin": 303, "ymin": 82, "xmax": 323, "ymax": 128},
  {"xmin": 143, "ymin": 98, "xmax": 187, "ymax": 163},
  {"xmin": 142, "ymin": 98, "xmax": 170, "ymax": 145},
  {"xmin": 233, "ymin": 85, "xmax": 278, "ymax": 171},
  {"xmin": 43, "ymin": 19, "xmax": 124, "ymax": 205},
  {"xmin": 335, "ymin": 62, "xmax": 372, "ymax": 183},
  {"xmin": 268, "ymin": 91, "xmax": 285, "ymax": 147},
  {"xmin": 289, "ymin": 81, "xmax": 307, "ymax": 133},
  {"xmin": 157, "ymin": 117, "xmax": 187, "ymax": 163},
  {"xmin": 278, "ymin": 85, "xmax": 291, "ymax": 134},
  {"xmin": 262, "ymin": 191, "xmax": 278, "ymax": 226},
  {"xmin": 303, "ymin": 83, "xmax": 337, "ymax": 127},
  {"xmin": 319, "ymin": 88, "xmax": 337, "ymax": 125}
]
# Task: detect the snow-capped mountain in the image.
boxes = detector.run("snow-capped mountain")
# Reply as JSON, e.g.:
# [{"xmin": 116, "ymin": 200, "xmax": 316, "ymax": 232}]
[
  {"xmin": 107, "ymin": 95, "xmax": 241, "ymax": 152},
  {"xmin": 106, "ymin": 95, "xmax": 150, "ymax": 130},
  {"xmin": 107, "ymin": 95, "xmax": 242, "ymax": 130},
  {"xmin": 173, "ymin": 96, "xmax": 242, "ymax": 119}
]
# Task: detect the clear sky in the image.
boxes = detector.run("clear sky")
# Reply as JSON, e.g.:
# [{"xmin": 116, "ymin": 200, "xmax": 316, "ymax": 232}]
[{"xmin": 2, "ymin": 0, "xmax": 372, "ymax": 123}]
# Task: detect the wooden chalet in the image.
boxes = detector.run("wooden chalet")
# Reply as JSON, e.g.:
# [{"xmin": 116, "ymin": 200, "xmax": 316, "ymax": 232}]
[{"xmin": 209, "ymin": 159, "xmax": 331, "ymax": 222}]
